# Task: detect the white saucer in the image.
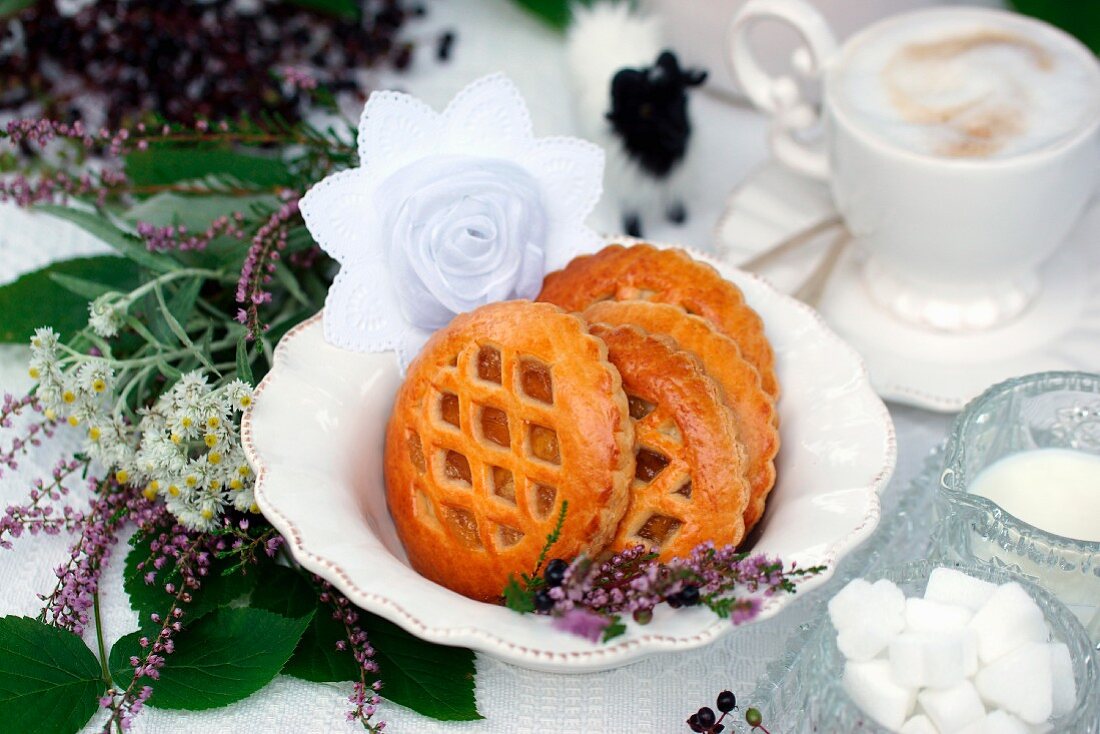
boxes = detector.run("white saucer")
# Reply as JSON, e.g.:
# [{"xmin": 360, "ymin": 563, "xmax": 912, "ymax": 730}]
[{"xmin": 717, "ymin": 161, "xmax": 1100, "ymax": 412}]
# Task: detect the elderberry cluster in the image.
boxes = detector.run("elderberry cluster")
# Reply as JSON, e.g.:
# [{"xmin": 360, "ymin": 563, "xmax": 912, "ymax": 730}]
[
  {"xmin": 687, "ymin": 689, "xmax": 736, "ymax": 733},
  {"xmin": 533, "ymin": 558, "xmax": 567, "ymax": 612}
]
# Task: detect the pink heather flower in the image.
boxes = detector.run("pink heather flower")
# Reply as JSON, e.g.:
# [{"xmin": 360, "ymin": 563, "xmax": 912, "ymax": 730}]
[
  {"xmin": 731, "ymin": 597, "xmax": 763, "ymax": 625},
  {"xmin": 551, "ymin": 608, "xmax": 610, "ymax": 643}
]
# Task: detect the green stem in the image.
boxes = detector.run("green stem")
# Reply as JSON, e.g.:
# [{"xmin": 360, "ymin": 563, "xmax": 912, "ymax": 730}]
[{"xmin": 93, "ymin": 588, "xmax": 112, "ymax": 688}]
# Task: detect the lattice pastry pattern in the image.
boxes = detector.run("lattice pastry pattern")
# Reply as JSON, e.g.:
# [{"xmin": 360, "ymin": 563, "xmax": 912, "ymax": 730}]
[
  {"xmin": 584, "ymin": 300, "xmax": 779, "ymax": 533},
  {"xmin": 385, "ymin": 301, "xmax": 634, "ymax": 601},
  {"xmin": 590, "ymin": 323, "xmax": 750, "ymax": 560},
  {"xmin": 538, "ymin": 243, "xmax": 779, "ymax": 400}
]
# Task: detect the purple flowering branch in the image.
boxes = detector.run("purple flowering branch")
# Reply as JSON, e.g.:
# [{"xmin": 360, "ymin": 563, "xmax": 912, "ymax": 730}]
[
  {"xmin": 0, "ymin": 392, "xmax": 56, "ymax": 477},
  {"xmin": 0, "ymin": 456, "xmax": 88, "ymax": 549},
  {"xmin": 539, "ymin": 543, "xmax": 826, "ymax": 643},
  {"xmin": 235, "ymin": 197, "xmax": 301, "ymax": 342},
  {"xmin": 38, "ymin": 477, "xmax": 157, "ymax": 635},
  {"xmin": 316, "ymin": 579, "xmax": 385, "ymax": 732},
  {"xmin": 137, "ymin": 212, "xmax": 247, "ymax": 253},
  {"xmin": 100, "ymin": 523, "xmax": 207, "ymax": 733}
]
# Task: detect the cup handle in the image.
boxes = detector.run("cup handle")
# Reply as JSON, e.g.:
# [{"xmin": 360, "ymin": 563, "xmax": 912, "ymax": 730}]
[{"xmin": 728, "ymin": 0, "xmax": 838, "ymax": 180}]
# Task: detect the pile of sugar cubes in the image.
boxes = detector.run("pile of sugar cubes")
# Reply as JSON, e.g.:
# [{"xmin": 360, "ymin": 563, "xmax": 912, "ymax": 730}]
[{"xmin": 827, "ymin": 568, "xmax": 1077, "ymax": 733}]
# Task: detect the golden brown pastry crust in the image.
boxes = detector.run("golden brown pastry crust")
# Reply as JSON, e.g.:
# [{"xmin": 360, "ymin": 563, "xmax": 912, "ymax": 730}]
[
  {"xmin": 538, "ymin": 244, "xmax": 779, "ymax": 400},
  {"xmin": 585, "ymin": 300, "xmax": 779, "ymax": 532},
  {"xmin": 589, "ymin": 323, "xmax": 750, "ymax": 560},
  {"xmin": 384, "ymin": 300, "xmax": 634, "ymax": 602}
]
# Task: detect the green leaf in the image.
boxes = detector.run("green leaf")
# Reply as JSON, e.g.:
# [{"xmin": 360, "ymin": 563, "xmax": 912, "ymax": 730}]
[
  {"xmin": 0, "ymin": 0, "xmax": 33, "ymax": 20},
  {"xmin": 37, "ymin": 205, "xmax": 176, "ymax": 273},
  {"xmin": 122, "ymin": 192, "xmax": 275, "ymax": 232},
  {"xmin": 123, "ymin": 531, "xmax": 255, "ymax": 624},
  {"xmin": 0, "ymin": 256, "xmax": 142, "ymax": 343},
  {"xmin": 112, "ymin": 608, "xmax": 312, "ymax": 710},
  {"xmin": 0, "ymin": 616, "xmax": 103, "ymax": 734},
  {"xmin": 509, "ymin": 0, "xmax": 585, "ymax": 30},
  {"xmin": 282, "ymin": 0, "xmax": 360, "ymax": 19},
  {"xmin": 125, "ymin": 149, "xmax": 293, "ymax": 189},
  {"xmin": 268, "ymin": 564, "xmax": 482, "ymax": 721},
  {"xmin": 1009, "ymin": 0, "xmax": 1100, "ymax": 54},
  {"xmin": 249, "ymin": 564, "xmax": 316, "ymax": 619},
  {"xmin": 601, "ymin": 616, "xmax": 627, "ymax": 642},
  {"xmin": 367, "ymin": 615, "xmax": 482, "ymax": 721},
  {"xmin": 282, "ymin": 601, "xmax": 359, "ymax": 684},
  {"xmin": 502, "ymin": 576, "xmax": 535, "ymax": 613},
  {"xmin": 107, "ymin": 629, "xmax": 147, "ymax": 690},
  {"xmin": 235, "ymin": 336, "xmax": 255, "ymax": 385},
  {"xmin": 47, "ymin": 271, "xmax": 122, "ymax": 301}
]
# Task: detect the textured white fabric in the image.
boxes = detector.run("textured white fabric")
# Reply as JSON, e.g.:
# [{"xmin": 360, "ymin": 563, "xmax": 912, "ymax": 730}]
[{"xmin": 0, "ymin": 1, "xmax": 955, "ymax": 730}]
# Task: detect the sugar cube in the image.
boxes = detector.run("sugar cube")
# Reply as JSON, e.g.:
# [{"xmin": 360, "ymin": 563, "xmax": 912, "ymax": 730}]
[
  {"xmin": 975, "ymin": 641, "xmax": 1052, "ymax": 724},
  {"xmin": 843, "ymin": 659, "xmax": 917, "ymax": 731},
  {"xmin": 925, "ymin": 568, "xmax": 996, "ymax": 612},
  {"xmin": 918, "ymin": 680, "xmax": 986, "ymax": 733},
  {"xmin": 834, "ymin": 579, "xmax": 906, "ymax": 660},
  {"xmin": 1048, "ymin": 642, "xmax": 1076, "ymax": 717},
  {"xmin": 982, "ymin": 711, "xmax": 1030, "ymax": 734},
  {"xmin": 829, "ymin": 578, "xmax": 873, "ymax": 631},
  {"xmin": 890, "ymin": 628, "xmax": 978, "ymax": 689},
  {"xmin": 900, "ymin": 714, "xmax": 939, "ymax": 734},
  {"xmin": 906, "ymin": 597, "xmax": 972, "ymax": 632},
  {"xmin": 968, "ymin": 583, "xmax": 1048, "ymax": 663},
  {"xmin": 956, "ymin": 710, "xmax": 1031, "ymax": 734}
]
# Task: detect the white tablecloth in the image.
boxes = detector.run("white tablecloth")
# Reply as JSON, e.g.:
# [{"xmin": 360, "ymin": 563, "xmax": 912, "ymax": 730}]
[{"xmin": 0, "ymin": 1, "xmax": 954, "ymax": 730}]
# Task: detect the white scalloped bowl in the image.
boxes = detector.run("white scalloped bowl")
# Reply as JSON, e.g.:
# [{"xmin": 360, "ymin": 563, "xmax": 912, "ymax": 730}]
[{"xmin": 241, "ymin": 252, "xmax": 896, "ymax": 673}]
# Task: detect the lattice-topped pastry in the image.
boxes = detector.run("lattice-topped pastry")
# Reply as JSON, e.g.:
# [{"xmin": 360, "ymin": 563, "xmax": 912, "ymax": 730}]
[
  {"xmin": 585, "ymin": 300, "xmax": 779, "ymax": 533},
  {"xmin": 384, "ymin": 301, "xmax": 635, "ymax": 601},
  {"xmin": 589, "ymin": 323, "xmax": 750, "ymax": 560},
  {"xmin": 538, "ymin": 244, "xmax": 779, "ymax": 400}
]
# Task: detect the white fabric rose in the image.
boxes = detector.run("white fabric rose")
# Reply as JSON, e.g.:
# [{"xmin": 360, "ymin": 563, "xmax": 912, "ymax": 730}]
[
  {"xmin": 299, "ymin": 74, "xmax": 604, "ymax": 370},
  {"xmin": 381, "ymin": 156, "xmax": 546, "ymax": 331}
]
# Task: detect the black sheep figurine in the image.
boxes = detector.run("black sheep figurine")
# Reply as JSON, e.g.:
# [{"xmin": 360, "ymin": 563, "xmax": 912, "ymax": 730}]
[{"xmin": 567, "ymin": 2, "xmax": 707, "ymax": 237}]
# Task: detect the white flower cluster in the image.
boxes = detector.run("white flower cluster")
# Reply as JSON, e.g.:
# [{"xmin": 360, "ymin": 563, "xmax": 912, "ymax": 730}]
[{"xmin": 30, "ymin": 328, "xmax": 256, "ymax": 532}]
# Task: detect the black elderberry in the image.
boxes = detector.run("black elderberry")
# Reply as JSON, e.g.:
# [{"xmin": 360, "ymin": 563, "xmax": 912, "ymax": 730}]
[
  {"xmin": 696, "ymin": 707, "xmax": 716, "ymax": 728},
  {"xmin": 716, "ymin": 690, "xmax": 736, "ymax": 713},
  {"xmin": 666, "ymin": 593, "xmax": 683, "ymax": 608},
  {"xmin": 680, "ymin": 584, "xmax": 700, "ymax": 607},
  {"xmin": 544, "ymin": 558, "xmax": 568, "ymax": 587},
  {"xmin": 712, "ymin": 725, "xmax": 724, "ymax": 733},
  {"xmin": 686, "ymin": 713, "xmax": 703, "ymax": 733},
  {"xmin": 533, "ymin": 589, "xmax": 554, "ymax": 612}
]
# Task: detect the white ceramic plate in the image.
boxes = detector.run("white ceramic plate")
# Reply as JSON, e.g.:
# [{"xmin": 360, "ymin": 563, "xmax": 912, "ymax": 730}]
[
  {"xmin": 717, "ymin": 162, "xmax": 1100, "ymax": 412},
  {"xmin": 241, "ymin": 253, "xmax": 896, "ymax": 673}
]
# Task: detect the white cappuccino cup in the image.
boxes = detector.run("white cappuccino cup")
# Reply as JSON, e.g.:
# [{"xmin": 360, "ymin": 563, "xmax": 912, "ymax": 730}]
[{"xmin": 729, "ymin": 2, "xmax": 1100, "ymax": 331}]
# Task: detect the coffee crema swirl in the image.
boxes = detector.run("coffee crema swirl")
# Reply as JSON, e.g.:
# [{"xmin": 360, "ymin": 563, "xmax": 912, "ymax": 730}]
[{"xmin": 882, "ymin": 29, "xmax": 1052, "ymax": 158}]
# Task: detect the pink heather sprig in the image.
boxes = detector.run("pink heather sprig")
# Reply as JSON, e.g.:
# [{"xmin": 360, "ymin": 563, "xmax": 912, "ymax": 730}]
[
  {"xmin": 137, "ymin": 212, "xmax": 247, "ymax": 252},
  {"xmin": 0, "ymin": 167, "xmax": 129, "ymax": 208},
  {"xmin": 0, "ymin": 393, "xmax": 55, "ymax": 477},
  {"xmin": 542, "ymin": 543, "xmax": 825, "ymax": 642},
  {"xmin": 0, "ymin": 456, "xmax": 88, "ymax": 550},
  {"xmin": 100, "ymin": 521, "xmax": 209, "ymax": 733},
  {"xmin": 318, "ymin": 579, "xmax": 385, "ymax": 732},
  {"xmin": 39, "ymin": 478, "xmax": 159, "ymax": 635},
  {"xmin": 279, "ymin": 66, "xmax": 319, "ymax": 91},
  {"xmin": 235, "ymin": 196, "xmax": 301, "ymax": 341}
]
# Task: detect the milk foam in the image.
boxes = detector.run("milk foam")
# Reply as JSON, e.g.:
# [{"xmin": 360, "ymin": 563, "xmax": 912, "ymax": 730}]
[{"xmin": 834, "ymin": 14, "xmax": 1100, "ymax": 159}]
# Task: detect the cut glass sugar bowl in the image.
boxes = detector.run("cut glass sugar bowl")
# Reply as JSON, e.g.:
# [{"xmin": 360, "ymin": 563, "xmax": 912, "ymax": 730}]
[
  {"xmin": 800, "ymin": 560, "xmax": 1098, "ymax": 732},
  {"xmin": 936, "ymin": 371, "xmax": 1100, "ymax": 639}
]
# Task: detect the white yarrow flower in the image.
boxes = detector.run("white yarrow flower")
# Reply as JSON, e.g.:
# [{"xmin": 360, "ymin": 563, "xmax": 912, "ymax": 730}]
[{"xmin": 88, "ymin": 294, "xmax": 127, "ymax": 338}]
